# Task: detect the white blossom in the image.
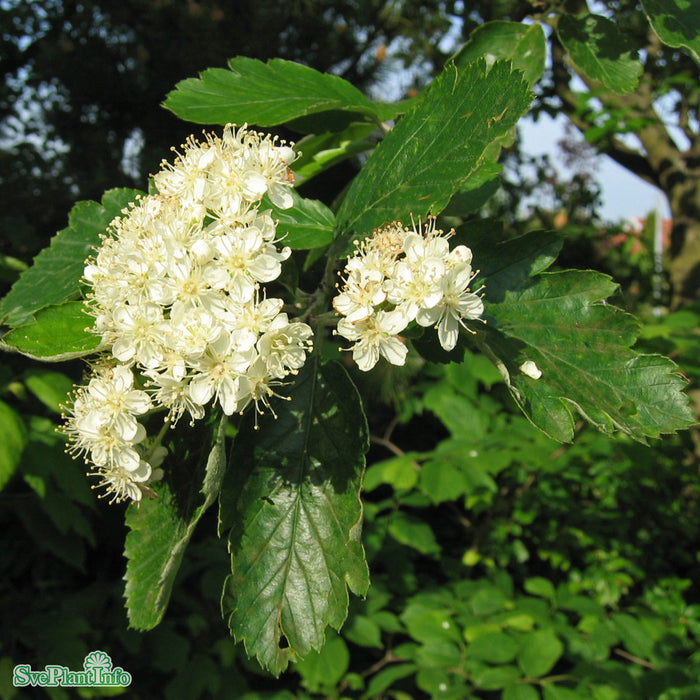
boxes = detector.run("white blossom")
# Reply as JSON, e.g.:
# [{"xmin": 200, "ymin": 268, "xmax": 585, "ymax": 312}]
[
  {"xmin": 333, "ymin": 217, "xmax": 485, "ymax": 369},
  {"xmin": 64, "ymin": 124, "xmax": 313, "ymax": 503}
]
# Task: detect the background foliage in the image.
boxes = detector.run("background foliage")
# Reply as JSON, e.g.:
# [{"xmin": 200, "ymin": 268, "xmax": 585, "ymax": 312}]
[{"xmin": 1, "ymin": 1, "xmax": 699, "ymax": 698}]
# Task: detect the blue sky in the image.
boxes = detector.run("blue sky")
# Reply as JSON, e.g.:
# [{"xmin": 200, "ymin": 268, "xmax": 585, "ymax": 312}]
[{"xmin": 518, "ymin": 113, "xmax": 669, "ymax": 224}]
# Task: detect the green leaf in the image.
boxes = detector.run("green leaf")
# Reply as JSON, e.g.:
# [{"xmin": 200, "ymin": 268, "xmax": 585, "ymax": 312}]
[
  {"xmin": 336, "ymin": 59, "xmax": 532, "ymax": 237},
  {"xmin": 468, "ymin": 632, "xmax": 521, "ymax": 664},
  {"xmin": 1, "ymin": 302, "xmax": 101, "ymax": 361},
  {"xmin": 388, "ymin": 511, "xmax": 441, "ymax": 556},
  {"xmin": 0, "ymin": 188, "xmax": 142, "ymax": 328},
  {"xmin": 0, "ymin": 400, "xmax": 26, "ymax": 491},
  {"xmin": 22, "ymin": 369, "xmax": 74, "ymax": 413},
  {"xmin": 641, "ymin": 0, "xmax": 700, "ymax": 63},
  {"xmin": 524, "ymin": 577, "xmax": 557, "ymax": 602},
  {"xmin": 557, "ymin": 14, "xmax": 643, "ymax": 94},
  {"xmin": 473, "ymin": 665, "xmax": 522, "ymax": 690},
  {"xmin": 163, "ymin": 57, "xmax": 380, "ymax": 130},
  {"xmin": 264, "ymin": 189, "xmax": 335, "ymax": 250},
  {"xmin": 470, "ymin": 231, "xmax": 695, "ymax": 441},
  {"xmin": 517, "ymin": 629, "xmax": 564, "ymax": 678},
  {"xmin": 123, "ymin": 416, "xmax": 227, "ymax": 630},
  {"xmin": 504, "ymin": 684, "xmax": 540, "ymax": 700},
  {"xmin": 293, "ymin": 123, "xmax": 377, "ymax": 184},
  {"xmin": 294, "ymin": 634, "xmax": 350, "ymax": 693},
  {"xmin": 220, "ymin": 359, "xmax": 370, "ymax": 675},
  {"xmin": 452, "ymin": 21, "xmax": 547, "ymax": 87}
]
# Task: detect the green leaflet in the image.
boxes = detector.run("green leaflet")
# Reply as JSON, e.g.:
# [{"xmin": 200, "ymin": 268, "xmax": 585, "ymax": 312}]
[
  {"xmin": 163, "ymin": 56, "xmax": 381, "ymax": 131},
  {"xmin": 469, "ymin": 231, "xmax": 694, "ymax": 441},
  {"xmin": 219, "ymin": 359, "xmax": 369, "ymax": 675},
  {"xmin": 641, "ymin": 0, "xmax": 700, "ymax": 63},
  {"xmin": 557, "ymin": 14, "xmax": 643, "ymax": 94},
  {"xmin": 452, "ymin": 21, "xmax": 546, "ymax": 88},
  {"xmin": 336, "ymin": 59, "xmax": 532, "ymax": 238},
  {"xmin": 263, "ymin": 189, "xmax": 336, "ymax": 250},
  {"xmin": 123, "ymin": 417, "xmax": 227, "ymax": 631},
  {"xmin": 1, "ymin": 302, "xmax": 101, "ymax": 362},
  {"xmin": 0, "ymin": 188, "xmax": 142, "ymax": 328}
]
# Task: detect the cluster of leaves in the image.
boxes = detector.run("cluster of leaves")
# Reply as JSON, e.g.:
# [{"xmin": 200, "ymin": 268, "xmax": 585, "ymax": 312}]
[{"xmin": 0, "ymin": 1, "xmax": 698, "ymax": 695}]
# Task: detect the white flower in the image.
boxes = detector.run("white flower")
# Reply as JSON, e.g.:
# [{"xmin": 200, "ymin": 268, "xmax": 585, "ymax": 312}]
[
  {"xmin": 332, "ymin": 216, "xmax": 485, "ymax": 366},
  {"xmin": 520, "ymin": 360, "xmax": 542, "ymax": 379},
  {"xmin": 416, "ymin": 263, "xmax": 484, "ymax": 351},
  {"xmin": 70, "ymin": 124, "xmax": 312, "ymax": 503},
  {"xmin": 337, "ymin": 310, "xmax": 408, "ymax": 371}
]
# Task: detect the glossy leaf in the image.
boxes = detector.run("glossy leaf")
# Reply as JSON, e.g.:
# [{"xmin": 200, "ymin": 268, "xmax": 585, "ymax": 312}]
[
  {"xmin": 164, "ymin": 57, "xmax": 380, "ymax": 130},
  {"xmin": 469, "ymin": 231, "xmax": 694, "ymax": 442},
  {"xmin": 452, "ymin": 21, "xmax": 547, "ymax": 87},
  {"xmin": 124, "ymin": 417, "xmax": 227, "ymax": 630},
  {"xmin": 220, "ymin": 359, "xmax": 369, "ymax": 675},
  {"xmin": 336, "ymin": 59, "xmax": 532, "ymax": 237},
  {"xmin": 1, "ymin": 302, "xmax": 101, "ymax": 362},
  {"xmin": 0, "ymin": 188, "xmax": 141, "ymax": 328},
  {"xmin": 641, "ymin": 0, "xmax": 700, "ymax": 63},
  {"xmin": 557, "ymin": 14, "xmax": 643, "ymax": 94}
]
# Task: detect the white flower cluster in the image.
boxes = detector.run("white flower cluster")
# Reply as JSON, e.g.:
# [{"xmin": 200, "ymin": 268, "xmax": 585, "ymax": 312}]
[
  {"xmin": 64, "ymin": 124, "xmax": 313, "ymax": 503},
  {"xmin": 333, "ymin": 219, "xmax": 484, "ymax": 371}
]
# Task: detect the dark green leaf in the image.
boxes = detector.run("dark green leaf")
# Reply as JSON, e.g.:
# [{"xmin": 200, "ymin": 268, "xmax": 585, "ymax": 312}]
[
  {"xmin": 336, "ymin": 59, "xmax": 532, "ymax": 237},
  {"xmin": 0, "ymin": 188, "xmax": 142, "ymax": 328},
  {"xmin": 557, "ymin": 14, "xmax": 643, "ymax": 93},
  {"xmin": 264, "ymin": 189, "xmax": 335, "ymax": 250},
  {"xmin": 220, "ymin": 359, "xmax": 369, "ymax": 675},
  {"xmin": 477, "ymin": 268, "xmax": 694, "ymax": 442},
  {"xmin": 124, "ymin": 417, "xmax": 227, "ymax": 630},
  {"xmin": 0, "ymin": 400, "xmax": 26, "ymax": 491},
  {"xmin": 517, "ymin": 629, "xmax": 563, "ymax": 678},
  {"xmin": 641, "ymin": 0, "xmax": 700, "ymax": 63},
  {"xmin": 164, "ymin": 57, "xmax": 380, "ymax": 130},
  {"xmin": 452, "ymin": 21, "xmax": 547, "ymax": 87},
  {"xmin": 1, "ymin": 302, "xmax": 101, "ymax": 361}
]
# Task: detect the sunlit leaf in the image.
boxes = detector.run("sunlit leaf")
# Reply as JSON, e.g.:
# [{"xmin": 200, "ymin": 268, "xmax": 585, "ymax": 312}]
[{"xmin": 220, "ymin": 359, "xmax": 369, "ymax": 675}]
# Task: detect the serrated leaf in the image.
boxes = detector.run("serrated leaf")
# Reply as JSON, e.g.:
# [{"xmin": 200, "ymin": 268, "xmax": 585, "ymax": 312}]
[
  {"xmin": 0, "ymin": 188, "xmax": 142, "ymax": 328},
  {"xmin": 452, "ymin": 21, "xmax": 547, "ymax": 87},
  {"xmin": 641, "ymin": 0, "xmax": 700, "ymax": 63},
  {"xmin": 557, "ymin": 14, "xmax": 643, "ymax": 94},
  {"xmin": 124, "ymin": 417, "xmax": 227, "ymax": 630},
  {"xmin": 1, "ymin": 302, "xmax": 101, "ymax": 361},
  {"xmin": 476, "ymin": 266, "xmax": 694, "ymax": 442},
  {"xmin": 336, "ymin": 59, "xmax": 532, "ymax": 237},
  {"xmin": 219, "ymin": 359, "xmax": 369, "ymax": 675},
  {"xmin": 263, "ymin": 189, "xmax": 335, "ymax": 250},
  {"xmin": 164, "ymin": 57, "xmax": 380, "ymax": 131}
]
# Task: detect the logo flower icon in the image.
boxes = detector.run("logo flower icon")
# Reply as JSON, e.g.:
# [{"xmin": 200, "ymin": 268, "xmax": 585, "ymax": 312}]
[{"xmin": 83, "ymin": 651, "xmax": 113, "ymax": 672}]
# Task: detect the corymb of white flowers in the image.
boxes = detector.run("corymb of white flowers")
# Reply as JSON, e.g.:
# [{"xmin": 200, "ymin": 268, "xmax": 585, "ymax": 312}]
[
  {"xmin": 63, "ymin": 124, "xmax": 313, "ymax": 504},
  {"xmin": 333, "ymin": 219, "xmax": 485, "ymax": 371}
]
